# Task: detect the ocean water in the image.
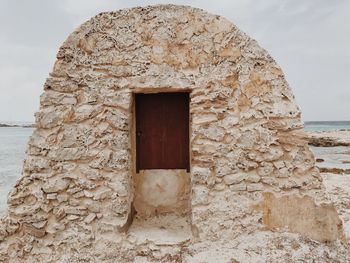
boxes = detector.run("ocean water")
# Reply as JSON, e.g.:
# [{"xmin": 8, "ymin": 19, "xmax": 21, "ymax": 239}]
[
  {"xmin": 0, "ymin": 127, "xmax": 34, "ymax": 215},
  {"xmin": 310, "ymin": 146, "xmax": 350, "ymax": 170},
  {"xmin": 305, "ymin": 121, "xmax": 350, "ymax": 172},
  {"xmin": 304, "ymin": 121, "xmax": 350, "ymax": 132}
]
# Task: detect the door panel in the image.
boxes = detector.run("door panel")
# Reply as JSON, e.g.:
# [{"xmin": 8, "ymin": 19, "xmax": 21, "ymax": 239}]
[{"xmin": 136, "ymin": 93, "xmax": 189, "ymax": 172}]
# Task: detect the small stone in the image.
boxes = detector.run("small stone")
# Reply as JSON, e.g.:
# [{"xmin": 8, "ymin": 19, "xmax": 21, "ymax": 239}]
[
  {"xmin": 257, "ymin": 162, "xmax": 274, "ymax": 176},
  {"xmin": 67, "ymin": 187, "xmax": 81, "ymax": 194},
  {"xmin": 276, "ymin": 168, "xmax": 290, "ymax": 178},
  {"xmin": 192, "ymin": 185, "xmax": 210, "ymax": 205},
  {"xmin": 84, "ymin": 213, "xmax": 96, "ymax": 224},
  {"xmin": 40, "ymin": 204, "xmax": 53, "ymax": 213},
  {"xmin": 57, "ymin": 193, "xmax": 69, "ymax": 203},
  {"xmin": 73, "ymin": 191, "xmax": 85, "ymax": 198},
  {"xmin": 213, "ymin": 183, "xmax": 226, "ymax": 191},
  {"xmin": 261, "ymin": 177, "xmax": 277, "ymax": 186},
  {"xmin": 193, "ymin": 114, "xmax": 217, "ymax": 124},
  {"xmin": 74, "ymin": 104, "xmax": 101, "ymax": 122},
  {"xmin": 84, "ymin": 190, "xmax": 94, "ymax": 198},
  {"xmin": 107, "ymin": 182, "xmax": 128, "ymax": 197},
  {"xmin": 96, "ymin": 213, "xmax": 103, "ymax": 219},
  {"xmin": 31, "ymin": 221, "xmax": 47, "ymax": 229},
  {"xmin": 273, "ymin": 160, "xmax": 285, "ymax": 169},
  {"xmin": 247, "ymin": 183, "xmax": 264, "ymax": 192},
  {"xmin": 223, "ymin": 173, "xmax": 245, "ymax": 185},
  {"xmin": 66, "ymin": 215, "xmax": 80, "ymax": 221},
  {"xmin": 245, "ymin": 173, "xmax": 261, "ymax": 183},
  {"xmin": 35, "ymin": 106, "xmax": 69, "ymax": 128},
  {"xmin": 23, "ymin": 224, "xmax": 46, "ymax": 238},
  {"xmin": 216, "ymin": 164, "xmax": 231, "ymax": 177},
  {"xmin": 93, "ymin": 188, "xmax": 113, "ymax": 201},
  {"xmin": 54, "ymin": 208, "xmax": 66, "ymax": 221},
  {"xmin": 48, "ymin": 147, "xmax": 85, "ymax": 162},
  {"xmin": 46, "ymin": 193, "xmax": 57, "ymax": 200},
  {"xmin": 229, "ymin": 182, "xmax": 247, "ymax": 191},
  {"xmin": 54, "ymin": 223, "xmax": 65, "ymax": 231},
  {"xmin": 65, "ymin": 207, "xmax": 87, "ymax": 215},
  {"xmin": 42, "ymin": 178, "xmax": 70, "ymax": 193},
  {"xmin": 192, "ymin": 166, "xmax": 211, "ymax": 183},
  {"xmin": 23, "ymin": 243, "xmax": 33, "ymax": 253},
  {"xmin": 85, "ymin": 200, "xmax": 101, "ymax": 213},
  {"xmin": 84, "ymin": 169, "xmax": 100, "ymax": 180}
]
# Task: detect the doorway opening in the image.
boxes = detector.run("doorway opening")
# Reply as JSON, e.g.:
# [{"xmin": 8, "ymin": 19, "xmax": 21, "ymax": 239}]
[
  {"xmin": 128, "ymin": 92, "xmax": 192, "ymax": 244},
  {"xmin": 136, "ymin": 92, "xmax": 190, "ymax": 172}
]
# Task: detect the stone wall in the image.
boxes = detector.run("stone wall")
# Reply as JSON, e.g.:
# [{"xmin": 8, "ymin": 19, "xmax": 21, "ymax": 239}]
[{"xmin": 0, "ymin": 5, "xmax": 343, "ymax": 262}]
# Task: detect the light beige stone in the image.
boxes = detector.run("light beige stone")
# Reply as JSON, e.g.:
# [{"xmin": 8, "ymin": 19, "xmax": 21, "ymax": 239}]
[
  {"xmin": 223, "ymin": 173, "xmax": 245, "ymax": 185},
  {"xmin": 42, "ymin": 178, "xmax": 70, "ymax": 193},
  {"xmin": 247, "ymin": 183, "xmax": 264, "ymax": 192},
  {"xmin": 229, "ymin": 182, "xmax": 247, "ymax": 192},
  {"xmin": 261, "ymin": 193, "xmax": 344, "ymax": 242},
  {"xmin": 0, "ymin": 4, "xmax": 344, "ymax": 262}
]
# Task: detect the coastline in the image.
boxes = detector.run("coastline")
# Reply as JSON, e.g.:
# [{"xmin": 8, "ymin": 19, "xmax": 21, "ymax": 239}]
[
  {"xmin": 306, "ymin": 129, "xmax": 350, "ymax": 237},
  {"xmin": 308, "ymin": 130, "xmax": 350, "ymax": 147},
  {"xmin": 0, "ymin": 123, "xmax": 35, "ymax": 128}
]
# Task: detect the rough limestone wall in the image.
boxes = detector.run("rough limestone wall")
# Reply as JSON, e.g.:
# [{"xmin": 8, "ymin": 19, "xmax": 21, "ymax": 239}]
[{"xmin": 0, "ymin": 4, "xmax": 334, "ymax": 261}]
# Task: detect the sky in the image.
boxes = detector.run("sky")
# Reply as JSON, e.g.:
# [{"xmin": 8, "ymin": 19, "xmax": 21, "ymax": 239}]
[{"xmin": 0, "ymin": 0, "xmax": 349, "ymax": 122}]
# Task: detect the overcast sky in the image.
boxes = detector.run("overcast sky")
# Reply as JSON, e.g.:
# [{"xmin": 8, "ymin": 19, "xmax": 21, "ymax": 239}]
[{"xmin": 0, "ymin": 0, "xmax": 349, "ymax": 122}]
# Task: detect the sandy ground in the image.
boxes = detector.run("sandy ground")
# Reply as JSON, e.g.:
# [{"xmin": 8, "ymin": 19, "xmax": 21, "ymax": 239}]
[
  {"xmin": 309, "ymin": 130, "xmax": 350, "ymax": 239},
  {"xmin": 322, "ymin": 172, "xmax": 350, "ymax": 238}
]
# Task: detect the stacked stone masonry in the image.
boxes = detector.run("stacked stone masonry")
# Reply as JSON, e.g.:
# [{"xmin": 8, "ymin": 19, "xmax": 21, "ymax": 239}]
[{"xmin": 0, "ymin": 5, "xmax": 344, "ymax": 262}]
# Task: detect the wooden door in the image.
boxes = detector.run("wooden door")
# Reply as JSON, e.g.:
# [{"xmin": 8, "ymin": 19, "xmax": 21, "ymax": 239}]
[{"xmin": 136, "ymin": 93, "xmax": 190, "ymax": 172}]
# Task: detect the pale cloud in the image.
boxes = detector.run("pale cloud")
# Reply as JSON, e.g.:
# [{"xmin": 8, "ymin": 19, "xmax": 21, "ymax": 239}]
[{"xmin": 0, "ymin": 0, "xmax": 349, "ymax": 122}]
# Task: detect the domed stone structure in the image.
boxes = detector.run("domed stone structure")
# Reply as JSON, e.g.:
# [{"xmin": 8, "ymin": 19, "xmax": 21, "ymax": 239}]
[{"xmin": 0, "ymin": 4, "xmax": 345, "ymax": 262}]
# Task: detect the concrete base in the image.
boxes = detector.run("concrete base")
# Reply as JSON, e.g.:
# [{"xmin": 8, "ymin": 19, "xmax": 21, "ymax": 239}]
[{"xmin": 133, "ymin": 169, "xmax": 191, "ymax": 217}]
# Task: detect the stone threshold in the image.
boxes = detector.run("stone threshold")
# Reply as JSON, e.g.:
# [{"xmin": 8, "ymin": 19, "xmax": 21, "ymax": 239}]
[{"xmin": 127, "ymin": 214, "xmax": 192, "ymax": 245}]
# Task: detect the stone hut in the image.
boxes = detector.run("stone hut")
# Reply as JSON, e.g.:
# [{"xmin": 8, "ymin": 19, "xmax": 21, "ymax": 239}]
[{"xmin": 0, "ymin": 5, "xmax": 344, "ymax": 262}]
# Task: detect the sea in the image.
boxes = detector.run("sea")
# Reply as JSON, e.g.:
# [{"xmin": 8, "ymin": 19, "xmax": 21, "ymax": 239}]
[
  {"xmin": 0, "ymin": 121, "xmax": 349, "ymax": 215},
  {"xmin": 304, "ymin": 121, "xmax": 350, "ymax": 132},
  {"xmin": 0, "ymin": 127, "xmax": 34, "ymax": 215}
]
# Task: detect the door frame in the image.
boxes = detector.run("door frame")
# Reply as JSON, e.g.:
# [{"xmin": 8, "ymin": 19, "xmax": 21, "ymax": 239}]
[{"xmin": 132, "ymin": 89, "xmax": 192, "ymax": 174}]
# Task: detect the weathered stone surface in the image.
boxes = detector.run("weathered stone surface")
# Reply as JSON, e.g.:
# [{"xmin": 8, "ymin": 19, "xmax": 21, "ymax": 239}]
[
  {"xmin": 46, "ymin": 193, "xmax": 57, "ymax": 200},
  {"xmin": 0, "ymin": 4, "xmax": 344, "ymax": 262},
  {"xmin": 40, "ymin": 91, "xmax": 77, "ymax": 106},
  {"xmin": 134, "ymin": 170, "xmax": 191, "ymax": 217},
  {"xmin": 262, "ymin": 193, "xmax": 344, "ymax": 242},
  {"xmin": 192, "ymin": 185, "xmax": 210, "ymax": 206},
  {"xmin": 229, "ymin": 182, "xmax": 247, "ymax": 191},
  {"xmin": 42, "ymin": 178, "xmax": 70, "ymax": 193},
  {"xmin": 35, "ymin": 106, "xmax": 71, "ymax": 128},
  {"xmin": 223, "ymin": 173, "xmax": 245, "ymax": 185},
  {"xmin": 23, "ymin": 224, "xmax": 46, "ymax": 238},
  {"xmin": 54, "ymin": 208, "xmax": 66, "ymax": 221},
  {"xmin": 247, "ymin": 183, "xmax": 264, "ymax": 192},
  {"xmin": 192, "ymin": 166, "xmax": 211, "ymax": 183},
  {"xmin": 84, "ymin": 213, "xmax": 96, "ymax": 224}
]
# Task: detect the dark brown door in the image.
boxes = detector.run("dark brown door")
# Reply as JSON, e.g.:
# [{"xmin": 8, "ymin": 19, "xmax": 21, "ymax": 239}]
[{"xmin": 136, "ymin": 92, "xmax": 189, "ymax": 172}]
